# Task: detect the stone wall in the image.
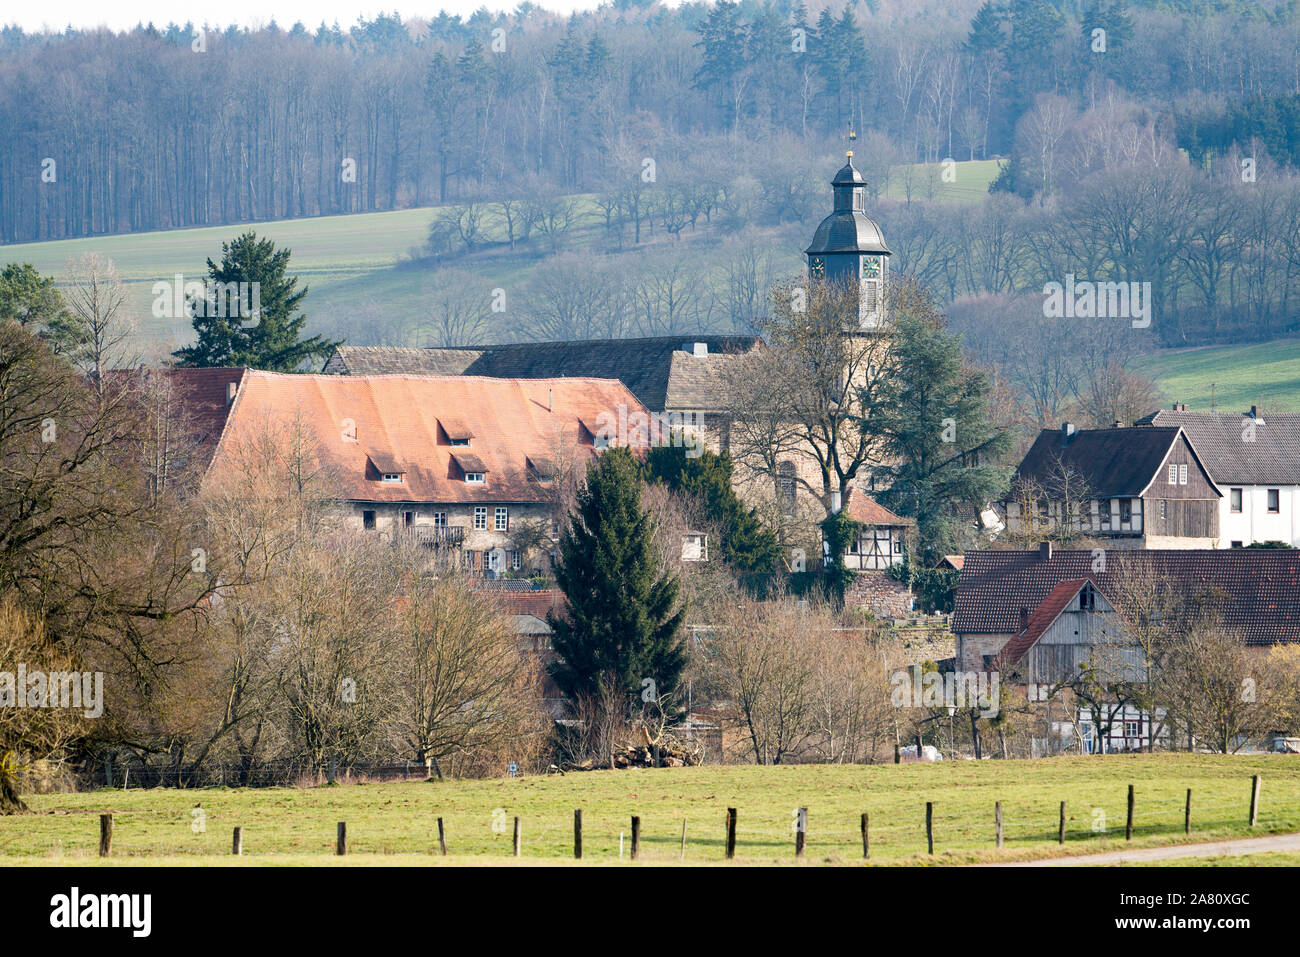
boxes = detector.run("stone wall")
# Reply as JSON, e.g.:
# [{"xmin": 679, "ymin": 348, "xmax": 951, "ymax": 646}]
[{"xmin": 843, "ymin": 570, "xmax": 914, "ymax": 618}]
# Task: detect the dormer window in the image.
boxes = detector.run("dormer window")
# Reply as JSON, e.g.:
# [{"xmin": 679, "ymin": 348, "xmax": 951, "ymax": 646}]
[
  {"xmin": 527, "ymin": 455, "xmax": 558, "ymax": 485},
  {"xmin": 439, "ymin": 417, "xmax": 474, "ymax": 447},
  {"xmin": 451, "ymin": 451, "xmax": 489, "ymax": 485},
  {"xmin": 367, "ymin": 453, "xmax": 405, "ymax": 484}
]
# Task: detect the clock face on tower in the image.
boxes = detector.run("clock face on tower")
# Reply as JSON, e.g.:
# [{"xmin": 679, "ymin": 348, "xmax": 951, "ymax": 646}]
[
  {"xmin": 810, "ymin": 257, "xmax": 825, "ymax": 278},
  {"xmin": 862, "ymin": 257, "xmax": 881, "ymax": 279}
]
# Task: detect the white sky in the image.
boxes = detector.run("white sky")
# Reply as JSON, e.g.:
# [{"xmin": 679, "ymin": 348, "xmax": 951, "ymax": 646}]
[{"xmin": 5, "ymin": 1, "xmax": 615, "ymax": 33}]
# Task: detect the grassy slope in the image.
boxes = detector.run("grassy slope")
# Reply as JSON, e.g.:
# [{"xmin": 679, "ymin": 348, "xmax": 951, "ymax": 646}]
[
  {"xmin": 3, "ymin": 754, "xmax": 1296, "ymax": 866},
  {"xmin": 0, "ymin": 161, "xmax": 999, "ymax": 358},
  {"xmin": 1136, "ymin": 339, "xmax": 1300, "ymax": 413}
]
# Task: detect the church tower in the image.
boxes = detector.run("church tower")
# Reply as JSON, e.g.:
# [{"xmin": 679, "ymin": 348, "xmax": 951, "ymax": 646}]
[{"xmin": 805, "ymin": 137, "xmax": 892, "ymax": 330}]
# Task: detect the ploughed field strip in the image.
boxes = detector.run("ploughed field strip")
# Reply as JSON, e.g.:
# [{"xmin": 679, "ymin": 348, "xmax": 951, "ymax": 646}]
[{"xmin": 3, "ymin": 756, "xmax": 1298, "ymax": 865}]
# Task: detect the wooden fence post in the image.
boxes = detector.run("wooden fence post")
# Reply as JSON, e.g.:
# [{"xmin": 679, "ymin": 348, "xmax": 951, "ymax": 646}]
[
  {"xmin": 679, "ymin": 819, "xmax": 687, "ymax": 861},
  {"xmin": 1250, "ymin": 775, "xmax": 1261, "ymax": 827},
  {"xmin": 1185, "ymin": 789, "xmax": 1192, "ymax": 835},
  {"xmin": 1126, "ymin": 785, "xmax": 1135, "ymax": 841},
  {"xmin": 437, "ymin": 817, "xmax": 446, "ymax": 856},
  {"xmin": 861, "ymin": 812, "xmax": 870, "ymax": 860},
  {"xmin": 573, "ymin": 809, "xmax": 582, "ymax": 859},
  {"xmin": 1058, "ymin": 801, "xmax": 1066, "ymax": 845},
  {"xmin": 513, "ymin": 817, "xmax": 521, "ymax": 858},
  {"xmin": 725, "ymin": 807, "xmax": 737, "ymax": 859},
  {"xmin": 98, "ymin": 814, "xmax": 113, "ymax": 858},
  {"xmin": 995, "ymin": 801, "xmax": 1003, "ymax": 849},
  {"xmin": 232, "ymin": 826, "xmax": 242, "ymax": 856},
  {"xmin": 925, "ymin": 802, "xmax": 934, "ymax": 854},
  {"xmin": 795, "ymin": 807, "xmax": 807, "ymax": 858},
  {"xmin": 336, "ymin": 822, "xmax": 347, "ymax": 855},
  {"xmin": 631, "ymin": 816, "xmax": 640, "ymax": 860}
]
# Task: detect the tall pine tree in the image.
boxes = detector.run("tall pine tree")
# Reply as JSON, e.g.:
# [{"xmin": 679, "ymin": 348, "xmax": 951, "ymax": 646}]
[
  {"xmin": 549, "ymin": 447, "xmax": 687, "ymax": 712},
  {"xmin": 173, "ymin": 231, "xmax": 338, "ymax": 371}
]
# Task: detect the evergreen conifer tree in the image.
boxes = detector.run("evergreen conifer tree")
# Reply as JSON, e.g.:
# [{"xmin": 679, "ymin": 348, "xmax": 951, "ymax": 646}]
[
  {"xmin": 173, "ymin": 231, "xmax": 338, "ymax": 371},
  {"xmin": 549, "ymin": 447, "xmax": 687, "ymax": 712}
]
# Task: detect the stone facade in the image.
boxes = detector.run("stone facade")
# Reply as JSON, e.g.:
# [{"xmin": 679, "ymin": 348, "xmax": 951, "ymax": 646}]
[{"xmin": 842, "ymin": 570, "xmax": 913, "ymax": 619}]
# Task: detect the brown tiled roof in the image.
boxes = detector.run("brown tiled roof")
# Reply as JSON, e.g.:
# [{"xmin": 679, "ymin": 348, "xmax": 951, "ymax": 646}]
[
  {"xmin": 942, "ymin": 555, "xmax": 965, "ymax": 571},
  {"xmin": 450, "ymin": 451, "xmax": 489, "ymax": 474},
  {"xmin": 324, "ymin": 347, "xmax": 480, "ymax": 376},
  {"xmin": 953, "ymin": 549, "xmax": 1300, "ymax": 645},
  {"xmin": 1138, "ymin": 409, "xmax": 1300, "ymax": 485},
  {"xmin": 843, "ymin": 488, "xmax": 913, "ymax": 526},
  {"xmin": 1015, "ymin": 427, "xmax": 1187, "ymax": 497},
  {"xmin": 995, "ymin": 578, "xmax": 1092, "ymax": 668},
  {"xmin": 324, "ymin": 336, "xmax": 763, "ymax": 412},
  {"xmin": 661, "ymin": 350, "xmax": 748, "ymax": 410},
  {"xmin": 367, "ymin": 453, "xmax": 405, "ymax": 475},
  {"xmin": 137, "ymin": 367, "xmax": 248, "ymax": 471},
  {"xmin": 209, "ymin": 372, "xmax": 648, "ymax": 505}
]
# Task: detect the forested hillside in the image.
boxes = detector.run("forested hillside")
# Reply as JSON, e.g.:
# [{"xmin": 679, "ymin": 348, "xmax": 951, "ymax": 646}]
[{"xmin": 5, "ymin": 0, "xmax": 1300, "ymax": 355}]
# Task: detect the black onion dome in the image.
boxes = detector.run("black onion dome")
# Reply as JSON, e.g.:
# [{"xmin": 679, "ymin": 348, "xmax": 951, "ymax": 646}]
[{"xmin": 805, "ymin": 157, "xmax": 892, "ymax": 256}]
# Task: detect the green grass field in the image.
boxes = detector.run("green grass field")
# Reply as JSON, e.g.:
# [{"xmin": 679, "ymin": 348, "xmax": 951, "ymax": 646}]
[
  {"xmin": 1136, "ymin": 339, "xmax": 1300, "ymax": 413},
  {"xmin": 2, "ymin": 755, "xmax": 1296, "ymax": 866},
  {"xmin": 0, "ymin": 161, "xmax": 1001, "ymax": 358}
]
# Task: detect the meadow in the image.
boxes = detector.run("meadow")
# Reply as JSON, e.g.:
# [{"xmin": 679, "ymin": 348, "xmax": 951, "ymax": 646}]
[
  {"xmin": 0, "ymin": 160, "xmax": 999, "ymax": 358},
  {"xmin": 1137, "ymin": 338, "xmax": 1300, "ymax": 413},
  {"xmin": 2, "ymin": 754, "xmax": 1296, "ymax": 866}
]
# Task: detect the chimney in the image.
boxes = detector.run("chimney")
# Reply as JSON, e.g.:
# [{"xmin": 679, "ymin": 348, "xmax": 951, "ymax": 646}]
[
  {"xmin": 693, "ymin": 342, "xmax": 708, "ymax": 357},
  {"xmin": 226, "ymin": 381, "xmax": 238, "ymax": 405},
  {"xmin": 1061, "ymin": 422, "xmax": 1075, "ymax": 440},
  {"xmin": 1113, "ymin": 420, "xmax": 1124, "ymax": 428},
  {"xmin": 1039, "ymin": 540, "xmax": 1052, "ymax": 562},
  {"xmin": 1019, "ymin": 607, "xmax": 1029, "ymax": 632},
  {"xmin": 548, "ymin": 388, "xmax": 553, "ymax": 413},
  {"xmin": 1173, "ymin": 402, "xmax": 1187, "ymax": 412}
]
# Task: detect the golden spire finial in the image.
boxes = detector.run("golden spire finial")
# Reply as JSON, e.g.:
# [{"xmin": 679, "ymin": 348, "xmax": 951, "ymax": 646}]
[{"xmin": 846, "ymin": 122, "xmax": 857, "ymax": 160}]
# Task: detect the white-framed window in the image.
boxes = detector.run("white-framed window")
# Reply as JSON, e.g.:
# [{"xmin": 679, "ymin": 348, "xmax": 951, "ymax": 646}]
[
  {"xmin": 1124, "ymin": 720, "xmax": 1139, "ymax": 738},
  {"xmin": 495, "ymin": 507, "xmax": 508, "ymax": 531},
  {"xmin": 465, "ymin": 472, "xmax": 486, "ymax": 484},
  {"xmin": 510, "ymin": 550, "xmax": 522, "ymax": 570},
  {"xmin": 474, "ymin": 507, "xmax": 487, "ymax": 530},
  {"xmin": 1178, "ymin": 464, "xmax": 1188, "ymax": 485},
  {"xmin": 1160, "ymin": 500, "xmax": 1168, "ymax": 520},
  {"xmin": 433, "ymin": 512, "xmax": 447, "ymax": 528},
  {"xmin": 381, "ymin": 473, "xmax": 403, "ymax": 483},
  {"xmin": 1168, "ymin": 464, "xmax": 1177, "ymax": 485},
  {"xmin": 1268, "ymin": 488, "xmax": 1280, "ymax": 513},
  {"xmin": 1231, "ymin": 488, "xmax": 1243, "ymax": 513},
  {"xmin": 450, "ymin": 438, "xmax": 471, "ymax": 447}
]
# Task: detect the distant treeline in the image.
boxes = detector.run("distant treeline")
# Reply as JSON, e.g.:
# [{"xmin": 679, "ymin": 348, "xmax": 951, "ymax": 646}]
[{"xmin": 1, "ymin": 0, "xmax": 1295, "ymax": 244}]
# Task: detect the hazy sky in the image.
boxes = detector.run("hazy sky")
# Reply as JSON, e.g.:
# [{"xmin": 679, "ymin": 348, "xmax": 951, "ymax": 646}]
[{"xmin": 5, "ymin": 1, "xmax": 615, "ymax": 33}]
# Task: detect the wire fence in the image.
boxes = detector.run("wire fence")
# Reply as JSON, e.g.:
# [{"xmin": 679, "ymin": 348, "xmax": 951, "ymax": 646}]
[{"xmin": 53, "ymin": 772, "xmax": 1297, "ymax": 863}]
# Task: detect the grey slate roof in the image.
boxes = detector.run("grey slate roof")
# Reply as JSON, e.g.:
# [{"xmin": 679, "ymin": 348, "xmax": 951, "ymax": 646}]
[
  {"xmin": 324, "ymin": 336, "xmax": 762, "ymax": 412},
  {"xmin": 1138, "ymin": 409, "xmax": 1300, "ymax": 485},
  {"xmin": 953, "ymin": 549, "xmax": 1300, "ymax": 645},
  {"xmin": 1014, "ymin": 427, "xmax": 1186, "ymax": 497}
]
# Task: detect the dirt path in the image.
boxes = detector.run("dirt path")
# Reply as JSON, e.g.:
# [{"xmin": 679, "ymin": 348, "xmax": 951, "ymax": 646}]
[{"xmin": 990, "ymin": 832, "xmax": 1300, "ymax": 866}]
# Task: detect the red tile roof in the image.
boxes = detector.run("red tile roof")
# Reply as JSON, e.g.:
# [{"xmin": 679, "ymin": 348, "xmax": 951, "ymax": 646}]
[
  {"xmin": 209, "ymin": 372, "xmax": 649, "ymax": 504},
  {"xmin": 137, "ymin": 367, "xmax": 247, "ymax": 471},
  {"xmin": 995, "ymin": 578, "xmax": 1092, "ymax": 668},
  {"xmin": 842, "ymin": 488, "xmax": 913, "ymax": 526},
  {"xmin": 954, "ymin": 549, "xmax": 1300, "ymax": 645}
]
